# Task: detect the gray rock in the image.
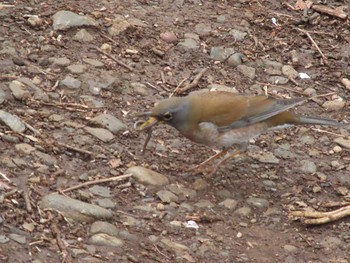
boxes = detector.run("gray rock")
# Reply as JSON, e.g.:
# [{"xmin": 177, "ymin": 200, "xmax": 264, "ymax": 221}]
[
  {"xmin": 229, "ymin": 29, "xmax": 247, "ymax": 41},
  {"xmin": 60, "ymin": 75, "xmax": 81, "ymax": 89},
  {"xmin": 193, "ymin": 178, "xmax": 208, "ymax": 190},
  {"xmin": 284, "ymin": 244, "xmax": 298, "ymax": 253},
  {"xmin": 210, "ymin": 47, "xmax": 235, "ymax": 62},
  {"xmin": 73, "ymin": 29, "xmax": 94, "ymax": 43},
  {"xmin": 119, "ymin": 215, "xmax": 140, "ymax": 226},
  {"xmin": 322, "ymin": 100, "xmax": 345, "ymax": 111},
  {"xmin": 52, "ymin": 10, "xmax": 98, "ymax": 31},
  {"xmin": 15, "ymin": 143, "xmax": 35, "ymax": 154},
  {"xmin": 84, "ymin": 127, "xmax": 115, "ymax": 142},
  {"xmin": 282, "ymin": 65, "xmax": 298, "ymax": 79},
  {"xmin": 83, "ymin": 58, "xmax": 104, "ymax": 68},
  {"xmin": 165, "ymin": 184, "xmax": 197, "ymax": 199},
  {"xmin": 274, "ymin": 144, "xmax": 297, "ymax": 159},
  {"xmin": 219, "ymin": 198, "xmax": 238, "ymax": 210},
  {"xmin": 126, "ymin": 166, "xmax": 169, "ymax": 186},
  {"xmin": 49, "ymin": 114, "xmax": 64, "ymax": 122},
  {"xmin": 161, "ymin": 238, "xmax": 189, "ymax": 253},
  {"xmin": 89, "ymin": 186, "xmax": 112, "ymax": 197},
  {"xmin": 91, "ymin": 113, "xmax": 126, "ymax": 134},
  {"xmin": 234, "ymin": 206, "xmax": 252, "ymax": 217},
  {"xmin": 246, "ymin": 197, "xmax": 269, "ymax": 209},
  {"xmin": 67, "ymin": 64, "xmax": 86, "ymax": 74},
  {"xmin": 184, "ymin": 33, "xmax": 200, "ymax": 40},
  {"xmin": 90, "ymin": 221, "xmax": 118, "ymax": 236},
  {"xmin": 0, "ymin": 110, "xmax": 26, "ymax": 132},
  {"xmin": 237, "ymin": 65, "xmax": 256, "ymax": 79},
  {"xmin": 97, "ymin": 198, "xmax": 115, "ymax": 208},
  {"xmin": 89, "ymin": 233, "xmax": 123, "ymax": 247},
  {"xmin": 9, "ymin": 233, "xmax": 26, "ymax": 244},
  {"xmin": 217, "ymin": 15, "xmax": 226, "ymax": 23},
  {"xmin": 157, "ymin": 190, "xmax": 178, "ymax": 203},
  {"xmin": 334, "ymin": 137, "xmax": 350, "ymax": 149},
  {"xmin": 41, "ymin": 45, "xmax": 57, "ymax": 52},
  {"xmin": 299, "ymin": 160, "xmax": 317, "ymax": 174},
  {"xmin": 249, "ymin": 151, "xmax": 279, "ymax": 164},
  {"xmin": 9, "ymin": 80, "xmax": 31, "ymax": 100},
  {"xmin": 80, "ymin": 95, "xmax": 105, "ymax": 108},
  {"xmin": 177, "ymin": 38, "xmax": 199, "ymax": 50},
  {"xmin": 227, "ymin": 53, "xmax": 244, "ymax": 67},
  {"xmin": 299, "ymin": 135, "xmax": 315, "ymax": 145},
  {"xmin": 303, "ymin": 87, "xmax": 317, "ymax": 96},
  {"xmin": 0, "ymin": 235, "xmax": 10, "ymax": 244},
  {"xmin": 0, "ymin": 88, "xmax": 6, "ymax": 104},
  {"xmin": 195, "ymin": 23, "xmax": 212, "ymax": 36},
  {"xmin": 320, "ymin": 236, "xmax": 342, "ymax": 249},
  {"xmin": 0, "ymin": 41, "xmax": 18, "ymax": 56},
  {"xmin": 194, "ymin": 200, "xmax": 215, "ymax": 208},
  {"xmin": 40, "ymin": 193, "xmax": 112, "ymax": 222},
  {"xmin": 129, "ymin": 82, "xmax": 153, "ymax": 96},
  {"xmin": 49, "ymin": 57, "xmax": 71, "ymax": 66},
  {"xmin": 268, "ymin": 76, "xmax": 289, "ymax": 84},
  {"xmin": 35, "ymin": 151, "xmax": 57, "ymax": 166},
  {"xmin": 118, "ymin": 230, "xmax": 138, "ymax": 242}
]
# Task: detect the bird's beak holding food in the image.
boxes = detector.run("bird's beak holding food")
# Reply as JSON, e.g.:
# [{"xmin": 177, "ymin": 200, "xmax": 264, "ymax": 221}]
[{"xmin": 138, "ymin": 116, "xmax": 159, "ymax": 130}]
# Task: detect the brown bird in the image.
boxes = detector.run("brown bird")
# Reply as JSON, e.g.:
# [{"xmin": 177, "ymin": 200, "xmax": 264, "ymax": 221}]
[{"xmin": 139, "ymin": 91, "xmax": 342, "ymax": 175}]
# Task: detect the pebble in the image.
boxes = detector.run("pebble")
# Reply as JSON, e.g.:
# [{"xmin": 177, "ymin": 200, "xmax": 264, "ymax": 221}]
[
  {"xmin": 108, "ymin": 16, "xmax": 131, "ymax": 36},
  {"xmin": 27, "ymin": 15, "xmax": 43, "ymax": 27},
  {"xmin": 282, "ymin": 65, "xmax": 299, "ymax": 79},
  {"xmin": 219, "ymin": 199, "xmax": 238, "ymax": 210},
  {"xmin": 84, "ymin": 127, "xmax": 115, "ymax": 142},
  {"xmin": 322, "ymin": 100, "xmax": 345, "ymax": 111},
  {"xmin": 299, "ymin": 160, "xmax": 317, "ymax": 174},
  {"xmin": 206, "ymin": 84, "xmax": 238, "ymax": 93},
  {"xmin": 268, "ymin": 76, "xmax": 289, "ymax": 84},
  {"xmin": 9, "ymin": 80, "xmax": 31, "ymax": 100},
  {"xmin": 320, "ymin": 236, "xmax": 342, "ymax": 249},
  {"xmin": 227, "ymin": 53, "xmax": 244, "ymax": 67},
  {"xmin": 161, "ymin": 238, "xmax": 189, "ymax": 253},
  {"xmin": 0, "ymin": 88, "xmax": 6, "ymax": 104},
  {"xmin": 274, "ymin": 144, "xmax": 297, "ymax": 159},
  {"xmin": 15, "ymin": 143, "xmax": 36, "ymax": 154},
  {"xmin": 237, "ymin": 65, "xmax": 256, "ymax": 79},
  {"xmin": 40, "ymin": 193, "xmax": 112, "ymax": 222},
  {"xmin": 9, "ymin": 233, "xmax": 26, "ymax": 244},
  {"xmin": 96, "ymin": 198, "xmax": 115, "ymax": 208},
  {"xmin": 165, "ymin": 184, "xmax": 197, "ymax": 199},
  {"xmin": 129, "ymin": 82, "xmax": 153, "ymax": 96},
  {"xmin": 234, "ymin": 206, "xmax": 252, "ymax": 217},
  {"xmin": 156, "ymin": 190, "xmax": 179, "ymax": 203},
  {"xmin": 89, "ymin": 233, "xmax": 123, "ymax": 247},
  {"xmin": 210, "ymin": 47, "xmax": 235, "ymax": 62},
  {"xmin": 89, "ymin": 185, "xmax": 112, "ymax": 197},
  {"xmin": 90, "ymin": 221, "xmax": 118, "ymax": 236},
  {"xmin": 193, "ymin": 178, "xmax": 208, "ymax": 190},
  {"xmin": 59, "ymin": 75, "xmax": 82, "ymax": 89},
  {"xmin": 0, "ymin": 235, "xmax": 10, "ymax": 244},
  {"xmin": 126, "ymin": 166, "xmax": 169, "ymax": 186},
  {"xmin": 334, "ymin": 137, "xmax": 350, "ymax": 149},
  {"xmin": 195, "ymin": 23, "xmax": 212, "ymax": 36},
  {"xmin": 35, "ymin": 151, "xmax": 57, "ymax": 166},
  {"xmin": 283, "ymin": 244, "xmax": 298, "ymax": 253},
  {"xmin": 194, "ymin": 200, "xmax": 215, "ymax": 208},
  {"xmin": 67, "ymin": 64, "xmax": 87, "ymax": 74},
  {"xmin": 160, "ymin": 31, "xmax": 177, "ymax": 43},
  {"xmin": 73, "ymin": 29, "xmax": 94, "ymax": 43},
  {"xmin": 49, "ymin": 57, "xmax": 71, "ymax": 66},
  {"xmin": 177, "ymin": 38, "xmax": 199, "ymax": 50},
  {"xmin": 249, "ymin": 151, "xmax": 279, "ymax": 164},
  {"xmin": 303, "ymin": 87, "xmax": 316, "ymax": 96},
  {"xmin": 52, "ymin": 10, "xmax": 98, "ymax": 31},
  {"xmin": 246, "ymin": 197, "xmax": 269, "ymax": 209},
  {"xmin": 83, "ymin": 58, "xmax": 104, "ymax": 68},
  {"xmin": 91, "ymin": 113, "xmax": 126, "ymax": 134},
  {"xmin": 0, "ymin": 110, "xmax": 26, "ymax": 132},
  {"xmin": 229, "ymin": 29, "xmax": 247, "ymax": 41}
]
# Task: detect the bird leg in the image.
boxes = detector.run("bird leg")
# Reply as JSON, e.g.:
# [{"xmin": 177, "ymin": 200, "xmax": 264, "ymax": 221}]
[
  {"xmin": 187, "ymin": 149, "xmax": 227, "ymax": 172},
  {"xmin": 207, "ymin": 149, "xmax": 244, "ymax": 176}
]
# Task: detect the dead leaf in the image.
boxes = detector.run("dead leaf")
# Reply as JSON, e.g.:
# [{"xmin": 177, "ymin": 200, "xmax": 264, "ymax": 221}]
[
  {"xmin": 109, "ymin": 158, "xmax": 122, "ymax": 168},
  {"xmin": 295, "ymin": 0, "xmax": 313, "ymax": 10}
]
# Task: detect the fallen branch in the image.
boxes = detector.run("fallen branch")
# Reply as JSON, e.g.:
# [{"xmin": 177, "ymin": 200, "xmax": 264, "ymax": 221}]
[
  {"xmin": 312, "ymin": 4, "xmax": 347, "ymax": 19},
  {"xmin": 290, "ymin": 205, "xmax": 350, "ymax": 225},
  {"xmin": 60, "ymin": 173, "xmax": 132, "ymax": 193},
  {"xmin": 174, "ymin": 68, "xmax": 208, "ymax": 95},
  {"xmin": 56, "ymin": 142, "xmax": 93, "ymax": 156},
  {"xmin": 90, "ymin": 45, "xmax": 134, "ymax": 72}
]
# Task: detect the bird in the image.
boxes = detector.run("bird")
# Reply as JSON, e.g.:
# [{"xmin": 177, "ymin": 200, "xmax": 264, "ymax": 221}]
[{"xmin": 139, "ymin": 91, "xmax": 343, "ymax": 175}]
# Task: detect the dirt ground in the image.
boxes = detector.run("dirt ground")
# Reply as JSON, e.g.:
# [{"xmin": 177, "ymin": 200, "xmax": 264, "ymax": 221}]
[{"xmin": 0, "ymin": 0, "xmax": 350, "ymax": 262}]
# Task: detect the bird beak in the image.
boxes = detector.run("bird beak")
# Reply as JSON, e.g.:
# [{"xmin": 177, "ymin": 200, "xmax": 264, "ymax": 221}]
[{"xmin": 138, "ymin": 117, "xmax": 159, "ymax": 130}]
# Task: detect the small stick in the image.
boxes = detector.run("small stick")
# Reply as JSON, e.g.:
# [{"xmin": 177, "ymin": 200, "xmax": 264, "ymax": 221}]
[
  {"xmin": 310, "ymin": 92, "xmax": 336, "ymax": 99},
  {"xmin": 160, "ymin": 71, "xmax": 166, "ymax": 84},
  {"xmin": 257, "ymin": 82, "xmax": 305, "ymax": 95},
  {"xmin": 145, "ymin": 82, "xmax": 163, "ymax": 92},
  {"xmin": 60, "ymin": 174, "xmax": 132, "ymax": 193},
  {"xmin": 170, "ymin": 76, "xmax": 190, "ymax": 97},
  {"xmin": 0, "ymin": 171, "xmax": 11, "ymax": 182},
  {"xmin": 311, "ymin": 128, "xmax": 345, "ymax": 137},
  {"xmin": 56, "ymin": 142, "xmax": 93, "ymax": 156},
  {"xmin": 24, "ymin": 122, "xmax": 41, "ymax": 136},
  {"xmin": 312, "ymin": 4, "xmax": 347, "ymax": 19},
  {"xmin": 23, "ymin": 188, "xmax": 32, "ymax": 213},
  {"xmin": 90, "ymin": 45, "xmax": 133, "ymax": 71},
  {"xmin": 50, "ymin": 224, "xmax": 72, "ymax": 263},
  {"xmin": 295, "ymin": 28, "xmax": 328, "ymax": 65},
  {"xmin": 175, "ymin": 68, "xmax": 208, "ymax": 95},
  {"xmin": 100, "ymin": 33, "xmax": 119, "ymax": 46}
]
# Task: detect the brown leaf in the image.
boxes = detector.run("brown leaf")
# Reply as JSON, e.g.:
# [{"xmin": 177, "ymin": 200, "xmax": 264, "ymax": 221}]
[{"xmin": 109, "ymin": 158, "xmax": 122, "ymax": 168}]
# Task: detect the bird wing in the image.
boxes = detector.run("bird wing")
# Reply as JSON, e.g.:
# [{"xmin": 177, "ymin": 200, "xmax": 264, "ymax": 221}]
[{"xmin": 191, "ymin": 91, "xmax": 304, "ymax": 131}]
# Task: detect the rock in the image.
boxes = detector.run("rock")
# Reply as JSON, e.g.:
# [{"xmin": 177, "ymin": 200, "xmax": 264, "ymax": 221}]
[
  {"xmin": 59, "ymin": 76, "xmax": 82, "ymax": 89},
  {"xmin": 193, "ymin": 178, "xmax": 208, "ymax": 190},
  {"xmin": 229, "ymin": 29, "xmax": 247, "ymax": 41},
  {"xmin": 52, "ymin": 10, "xmax": 98, "ymax": 31},
  {"xmin": 84, "ymin": 127, "xmax": 115, "ymax": 142},
  {"xmin": 165, "ymin": 184, "xmax": 197, "ymax": 199},
  {"xmin": 126, "ymin": 166, "xmax": 169, "ymax": 186},
  {"xmin": 40, "ymin": 193, "xmax": 112, "ymax": 222},
  {"xmin": 322, "ymin": 100, "xmax": 345, "ymax": 111},
  {"xmin": 0, "ymin": 110, "xmax": 26, "ymax": 132},
  {"xmin": 129, "ymin": 82, "xmax": 153, "ymax": 96},
  {"xmin": 27, "ymin": 15, "xmax": 43, "ymax": 27},
  {"xmin": 274, "ymin": 144, "xmax": 297, "ymax": 159},
  {"xmin": 108, "ymin": 16, "xmax": 131, "ymax": 36},
  {"xmin": 268, "ymin": 76, "xmax": 289, "ymax": 84},
  {"xmin": 194, "ymin": 200, "xmax": 215, "ymax": 208},
  {"xmin": 282, "ymin": 65, "xmax": 298, "ymax": 79},
  {"xmin": 237, "ymin": 65, "xmax": 256, "ymax": 79},
  {"xmin": 320, "ymin": 236, "xmax": 342, "ymax": 249},
  {"xmin": 9, "ymin": 80, "xmax": 31, "ymax": 100},
  {"xmin": 67, "ymin": 64, "xmax": 87, "ymax": 74},
  {"xmin": 119, "ymin": 215, "xmax": 140, "ymax": 226},
  {"xmin": 160, "ymin": 31, "xmax": 178, "ymax": 43},
  {"xmin": 299, "ymin": 160, "xmax": 317, "ymax": 174},
  {"xmin": 284, "ymin": 245, "xmax": 298, "ymax": 253},
  {"xmin": 249, "ymin": 151, "xmax": 279, "ymax": 164},
  {"xmin": 91, "ymin": 113, "xmax": 126, "ymax": 134},
  {"xmin": 195, "ymin": 23, "xmax": 212, "ymax": 36},
  {"xmin": 0, "ymin": 88, "xmax": 6, "ymax": 104},
  {"xmin": 246, "ymin": 197, "xmax": 269, "ymax": 209},
  {"xmin": 89, "ymin": 186, "xmax": 112, "ymax": 197},
  {"xmin": 299, "ymin": 135, "xmax": 315, "ymax": 145},
  {"xmin": 227, "ymin": 53, "xmax": 244, "ymax": 67},
  {"xmin": 73, "ymin": 29, "xmax": 94, "ymax": 43},
  {"xmin": 35, "ymin": 151, "xmax": 57, "ymax": 166},
  {"xmin": 334, "ymin": 138, "xmax": 350, "ymax": 149},
  {"xmin": 303, "ymin": 87, "xmax": 317, "ymax": 96},
  {"xmin": 49, "ymin": 57, "xmax": 71, "ymax": 66},
  {"xmin": 100, "ymin": 43, "xmax": 112, "ymax": 53},
  {"xmin": 90, "ymin": 221, "xmax": 118, "ymax": 236},
  {"xmin": 83, "ymin": 58, "xmax": 104, "ymax": 68},
  {"xmin": 89, "ymin": 233, "xmax": 123, "ymax": 247},
  {"xmin": 9, "ymin": 233, "xmax": 26, "ymax": 244},
  {"xmin": 156, "ymin": 190, "xmax": 179, "ymax": 203},
  {"xmin": 217, "ymin": 15, "xmax": 226, "ymax": 23},
  {"xmin": 15, "ymin": 143, "xmax": 36, "ymax": 154},
  {"xmin": 96, "ymin": 198, "xmax": 115, "ymax": 208},
  {"xmin": 234, "ymin": 206, "xmax": 252, "ymax": 217},
  {"xmin": 210, "ymin": 47, "xmax": 235, "ymax": 62},
  {"xmin": 177, "ymin": 38, "xmax": 199, "ymax": 50},
  {"xmin": 219, "ymin": 198, "xmax": 238, "ymax": 210},
  {"xmin": 161, "ymin": 238, "xmax": 189, "ymax": 253},
  {"xmin": 0, "ymin": 235, "xmax": 10, "ymax": 244},
  {"xmin": 81, "ymin": 95, "xmax": 105, "ymax": 108}
]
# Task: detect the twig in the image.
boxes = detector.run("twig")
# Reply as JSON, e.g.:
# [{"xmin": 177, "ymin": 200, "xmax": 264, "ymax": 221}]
[
  {"xmin": 312, "ymin": 4, "xmax": 347, "ymax": 19},
  {"xmin": 170, "ymin": 76, "xmax": 190, "ymax": 97},
  {"xmin": 295, "ymin": 28, "xmax": 328, "ymax": 65},
  {"xmin": 0, "ymin": 189, "xmax": 18, "ymax": 203},
  {"xmin": 160, "ymin": 71, "xmax": 166, "ymax": 84},
  {"xmin": 50, "ymin": 224, "xmax": 72, "ymax": 263},
  {"xmin": 311, "ymin": 128, "xmax": 345, "ymax": 137},
  {"xmin": 145, "ymin": 82, "xmax": 163, "ymax": 92},
  {"xmin": 60, "ymin": 173, "xmax": 132, "ymax": 193},
  {"xmin": 56, "ymin": 142, "xmax": 93, "ymax": 156},
  {"xmin": 100, "ymin": 33, "xmax": 119, "ymax": 46},
  {"xmin": 310, "ymin": 92, "xmax": 336, "ymax": 99},
  {"xmin": 22, "ymin": 188, "xmax": 32, "ymax": 213},
  {"xmin": 89, "ymin": 45, "xmax": 133, "ymax": 71},
  {"xmin": 174, "ymin": 68, "xmax": 208, "ymax": 95},
  {"xmin": 0, "ymin": 171, "xmax": 11, "ymax": 182},
  {"xmin": 153, "ymin": 244, "xmax": 170, "ymax": 259},
  {"xmin": 257, "ymin": 82, "xmax": 305, "ymax": 95}
]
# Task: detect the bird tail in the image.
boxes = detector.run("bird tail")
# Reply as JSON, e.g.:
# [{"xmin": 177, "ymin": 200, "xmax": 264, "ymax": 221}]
[{"xmin": 297, "ymin": 116, "xmax": 343, "ymax": 126}]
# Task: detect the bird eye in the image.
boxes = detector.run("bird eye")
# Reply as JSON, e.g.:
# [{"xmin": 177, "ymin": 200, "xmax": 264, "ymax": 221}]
[{"xmin": 163, "ymin": 112, "xmax": 172, "ymax": 121}]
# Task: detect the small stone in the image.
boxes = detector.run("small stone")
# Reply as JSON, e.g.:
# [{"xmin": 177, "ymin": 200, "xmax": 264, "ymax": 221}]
[
  {"xmin": 91, "ymin": 113, "xmax": 126, "ymax": 134},
  {"xmin": 195, "ymin": 23, "xmax": 212, "ymax": 36},
  {"xmin": 284, "ymin": 245, "xmax": 298, "ymax": 253},
  {"xmin": 237, "ymin": 65, "xmax": 256, "ymax": 79},
  {"xmin": 246, "ymin": 197, "xmax": 269, "ymax": 209},
  {"xmin": 299, "ymin": 160, "xmax": 317, "ymax": 174},
  {"xmin": 52, "ymin": 10, "xmax": 98, "ymax": 31},
  {"xmin": 333, "ymin": 145, "xmax": 342, "ymax": 153},
  {"xmin": 177, "ymin": 38, "xmax": 199, "ymax": 50},
  {"xmin": 336, "ymin": 186, "xmax": 348, "ymax": 196},
  {"xmin": 0, "ymin": 235, "xmax": 10, "ymax": 244},
  {"xmin": 193, "ymin": 178, "xmax": 208, "ymax": 190},
  {"xmin": 84, "ymin": 127, "xmax": 115, "ymax": 142},
  {"xmin": 303, "ymin": 87, "xmax": 316, "ymax": 96},
  {"xmin": 15, "ymin": 143, "xmax": 35, "ymax": 154},
  {"xmin": 227, "ymin": 53, "xmax": 244, "ymax": 67},
  {"xmin": 234, "ymin": 206, "xmax": 252, "ymax": 217},
  {"xmin": 249, "ymin": 151, "xmax": 279, "ymax": 164},
  {"xmin": 108, "ymin": 16, "xmax": 131, "ymax": 36},
  {"xmin": 268, "ymin": 76, "xmax": 289, "ymax": 84},
  {"xmin": 100, "ymin": 43, "xmax": 112, "ymax": 53},
  {"xmin": 217, "ymin": 15, "xmax": 226, "ymax": 23},
  {"xmin": 129, "ymin": 82, "xmax": 153, "ymax": 96},
  {"xmin": 89, "ymin": 233, "xmax": 123, "ymax": 247},
  {"xmin": 90, "ymin": 221, "xmax": 118, "ymax": 236},
  {"xmin": 322, "ymin": 100, "xmax": 345, "ymax": 111},
  {"xmin": 320, "ymin": 236, "xmax": 342, "ymax": 249},
  {"xmin": 160, "ymin": 31, "xmax": 177, "ymax": 43},
  {"xmin": 67, "ymin": 64, "xmax": 87, "ymax": 74},
  {"xmin": 96, "ymin": 198, "xmax": 115, "ymax": 208},
  {"xmin": 156, "ymin": 190, "xmax": 178, "ymax": 203},
  {"xmin": 229, "ymin": 29, "xmax": 247, "ymax": 41},
  {"xmin": 334, "ymin": 137, "xmax": 350, "ymax": 149},
  {"xmin": 27, "ymin": 15, "xmax": 43, "ymax": 27},
  {"xmin": 49, "ymin": 57, "xmax": 71, "ymax": 66},
  {"xmin": 83, "ymin": 58, "xmax": 104, "ymax": 68},
  {"xmin": 161, "ymin": 238, "xmax": 189, "ymax": 252},
  {"xmin": 126, "ymin": 166, "xmax": 169, "ymax": 186},
  {"xmin": 89, "ymin": 186, "xmax": 112, "ymax": 197},
  {"xmin": 73, "ymin": 29, "xmax": 94, "ymax": 43},
  {"xmin": 0, "ymin": 110, "xmax": 26, "ymax": 132},
  {"xmin": 59, "ymin": 76, "xmax": 81, "ymax": 89},
  {"xmin": 9, "ymin": 80, "xmax": 31, "ymax": 100},
  {"xmin": 194, "ymin": 200, "xmax": 215, "ymax": 208},
  {"xmin": 210, "ymin": 47, "xmax": 235, "ymax": 62},
  {"xmin": 313, "ymin": 185, "xmax": 321, "ymax": 193},
  {"xmin": 282, "ymin": 65, "xmax": 299, "ymax": 79},
  {"xmin": 9, "ymin": 233, "xmax": 26, "ymax": 244},
  {"xmin": 219, "ymin": 199, "xmax": 238, "ymax": 210}
]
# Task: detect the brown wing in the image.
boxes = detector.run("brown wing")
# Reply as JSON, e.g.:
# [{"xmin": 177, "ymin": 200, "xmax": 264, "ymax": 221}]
[{"xmin": 189, "ymin": 91, "xmax": 304, "ymax": 129}]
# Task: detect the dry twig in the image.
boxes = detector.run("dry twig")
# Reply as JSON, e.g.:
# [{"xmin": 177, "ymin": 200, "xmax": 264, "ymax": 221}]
[
  {"xmin": 174, "ymin": 68, "xmax": 208, "ymax": 95},
  {"xmin": 312, "ymin": 4, "xmax": 347, "ymax": 19},
  {"xmin": 170, "ymin": 76, "xmax": 190, "ymax": 97},
  {"xmin": 56, "ymin": 142, "xmax": 93, "ymax": 156}
]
